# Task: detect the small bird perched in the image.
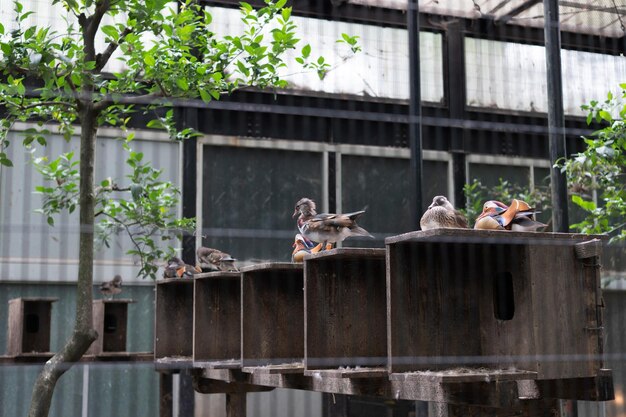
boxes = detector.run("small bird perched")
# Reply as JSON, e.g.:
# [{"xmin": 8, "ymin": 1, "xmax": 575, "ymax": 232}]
[
  {"xmin": 293, "ymin": 197, "xmax": 373, "ymax": 250},
  {"xmin": 197, "ymin": 246, "xmax": 238, "ymax": 272},
  {"xmin": 100, "ymin": 275, "xmax": 122, "ymax": 299},
  {"xmin": 291, "ymin": 234, "xmax": 332, "ymax": 262},
  {"xmin": 163, "ymin": 257, "xmax": 201, "ymax": 278},
  {"xmin": 420, "ymin": 195, "xmax": 468, "ymax": 230},
  {"xmin": 474, "ymin": 199, "xmax": 547, "ymax": 232}
]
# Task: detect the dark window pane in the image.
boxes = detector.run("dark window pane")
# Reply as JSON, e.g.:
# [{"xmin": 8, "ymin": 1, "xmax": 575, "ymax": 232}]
[
  {"xmin": 469, "ymin": 163, "xmax": 530, "ymax": 189},
  {"xmin": 340, "ymin": 156, "xmax": 449, "ymax": 246},
  {"xmin": 202, "ymin": 146, "xmax": 323, "ymax": 262}
]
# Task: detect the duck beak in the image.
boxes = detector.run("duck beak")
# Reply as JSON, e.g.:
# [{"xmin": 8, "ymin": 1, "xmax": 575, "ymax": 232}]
[{"xmin": 292, "ymin": 208, "xmax": 299, "ymax": 218}]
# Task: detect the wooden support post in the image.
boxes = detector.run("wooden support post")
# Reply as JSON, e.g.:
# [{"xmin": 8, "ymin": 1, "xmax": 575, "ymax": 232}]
[
  {"xmin": 434, "ymin": 399, "xmax": 561, "ymax": 417},
  {"xmin": 160, "ymin": 373, "xmax": 173, "ymax": 417},
  {"xmin": 226, "ymin": 393, "xmax": 246, "ymax": 417}
]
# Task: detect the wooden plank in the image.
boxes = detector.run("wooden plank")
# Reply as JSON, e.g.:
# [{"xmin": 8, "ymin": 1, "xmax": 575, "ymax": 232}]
[
  {"xmin": 87, "ymin": 300, "xmax": 105, "ymax": 355},
  {"xmin": 386, "ymin": 241, "xmax": 482, "ymax": 372},
  {"xmin": 528, "ymin": 244, "xmax": 601, "ymax": 379},
  {"xmin": 7, "ymin": 299, "xmax": 24, "ymax": 356},
  {"xmin": 434, "ymin": 399, "xmax": 561, "ymax": 417},
  {"xmin": 241, "ymin": 264, "xmax": 304, "ymax": 366},
  {"xmin": 159, "ymin": 373, "xmax": 173, "ymax": 417},
  {"xmin": 304, "ymin": 367, "xmax": 387, "ymax": 379},
  {"xmin": 194, "ymin": 273, "xmax": 241, "ymax": 362},
  {"xmin": 385, "ymin": 229, "xmax": 605, "ymax": 246},
  {"xmin": 194, "ymin": 359, "xmax": 242, "ymax": 369},
  {"xmin": 477, "ymin": 244, "xmax": 537, "ymax": 372},
  {"xmin": 193, "ymin": 377, "xmax": 274, "ymax": 394},
  {"xmin": 226, "ymin": 393, "xmax": 247, "ymax": 417},
  {"xmin": 574, "ymin": 239, "xmax": 603, "ymax": 259},
  {"xmin": 155, "ymin": 279, "xmax": 194, "ymax": 360},
  {"xmin": 242, "ymin": 363, "xmax": 304, "ymax": 374},
  {"xmin": 389, "ymin": 369, "xmax": 538, "ymax": 383},
  {"xmin": 529, "ymin": 372, "xmax": 615, "ymax": 401},
  {"xmin": 305, "ymin": 249, "xmax": 387, "ymax": 370}
]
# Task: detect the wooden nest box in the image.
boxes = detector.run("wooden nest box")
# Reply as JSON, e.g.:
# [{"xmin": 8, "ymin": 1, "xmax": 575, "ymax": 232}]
[
  {"xmin": 87, "ymin": 299, "xmax": 135, "ymax": 357},
  {"xmin": 386, "ymin": 229, "xmax": 607, "ymax": 380},
  {"xmin": 6, "ymin": 297, "xmax": 58, "ymax": 357},
  {"xmin": 155, "ymin": 278, "xmax": 194, "ymax": 364}
]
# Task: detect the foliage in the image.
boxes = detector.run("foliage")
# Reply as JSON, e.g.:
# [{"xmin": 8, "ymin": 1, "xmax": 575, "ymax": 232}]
[
  {"xmin": 32, "ymin": 142, "xmax": 194, "ymax": 279},
  {"xmin": 558, "ymin": 84, "xmax": 626, "ymax": 242},
  {"xmin": 461, "ymin": 178, "xmax": 552, "ymax": 228},
  {"xmin": 0, "ymin": 0, "xmax": 359, "ymax": 277}
]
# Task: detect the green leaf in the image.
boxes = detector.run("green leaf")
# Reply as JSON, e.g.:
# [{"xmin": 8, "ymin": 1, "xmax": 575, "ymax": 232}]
[
  {"xmin": 571, "ymin": 194, "xmax": 596, "ymax": 212},
  {"xmin": 101, "ymin": 25, "xmax": 119, "ymax": 40},
  {"xmin": 302, "ymin": 44, "xmax": 311, "ymax": 58},
  {"xmin": 0, "ymin": 158, "xmax": 13, "ymax": 167},
  {"xmin": 281, "ymin": 7, "xmax": 291, "ymax": 21},
  {"xmin": 199, "ymin": 88, "xmax": 211, "ymax": 102},
  {"xmin": 144, "ymin": 53, "xmax": 156, "ymax": 66},
  {"xmin": 176, "ymin": 78, "xmax": 189, "ymax": 91},
  {"xmin": 276, "ymin": 0, "xmax": 287, "ymax": 8},
  {"xmin": 0, "ymin": 22, "xmax": 4, "ymax": 35}
]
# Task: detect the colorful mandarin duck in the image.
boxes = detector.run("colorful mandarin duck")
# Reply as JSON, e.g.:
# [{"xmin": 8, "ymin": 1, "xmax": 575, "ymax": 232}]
[
  {"xmin": 293, "ymin": 197, "xmax": 373, "ymax": 250},
  {"xmin": 474, "ymin": 199, "xmax": 547, "ymax": 231},
  {"xmin": 163, "ymin": 257, "xmax": 201, "ymax": 278},
  {"xmin": 420, "ymin": 195, "xmax": 468, "ymax": 230},
  {"xmin": 291, "ymin": 234, "xmax": 332, "ymax": 262},
  {"xmin": 100, "ymin": 275, "xmax": 122, "ymax": 299},
  {"xmin": 197, "ymin": 246, "xmax": 239, "ymax": 272}
]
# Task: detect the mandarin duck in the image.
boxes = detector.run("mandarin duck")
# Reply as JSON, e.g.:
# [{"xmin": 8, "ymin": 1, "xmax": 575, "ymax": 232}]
[
  {"xmin": 197, "ymin": 247, "xmax": 238, "ymax": 272},
  {"xmin": 291, "ymin": 234, "xmax": 332, "ymax": 262},
  {"xmin": 293, "ymin": 197, "xmax": 373, "ymax": 250},
  {"xmin": 474, "ymin": 199, "xmax": 547, "ymax": 231},
  {"xmin": 420, "ymin": 195, "xmax": 468, "ymax": 230},
  {"xmin": 100, "ymin": 275, "xmax": 122, "ymax": 299},
  {"xmin": 163, "ymin": 257, "xmax": 201, "ymax": 278}
]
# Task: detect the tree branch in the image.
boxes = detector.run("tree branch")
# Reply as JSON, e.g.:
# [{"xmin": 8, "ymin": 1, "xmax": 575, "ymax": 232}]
[
  {"xmin": 28, "ymin": 329, "xmax": 97, "ymax": 417},
  {"xmin": 95, "ymin": 26, "xmax": 134, "ymax": 72}
]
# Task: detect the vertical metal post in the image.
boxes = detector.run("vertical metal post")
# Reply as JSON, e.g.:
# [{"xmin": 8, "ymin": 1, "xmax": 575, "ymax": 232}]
[
  {"xmin": 177, "ymin": 107, "xmax": 199, "ymax": 265},
  {"xmin": 445, "ymin": 21, "xmax": 468, "ymax": 209},
  {"xmin": 407, "ymin": 0, "xmax": 423, "ymax": 227},
  {"xmin": 543, "ymin": 0, "xmax": 569, "ymax": 232}
]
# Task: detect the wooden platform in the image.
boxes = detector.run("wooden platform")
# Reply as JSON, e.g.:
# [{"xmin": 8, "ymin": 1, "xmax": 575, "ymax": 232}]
[{"xmin": 148, "ymin": 231, "xmax": 614, "ymax": 411}]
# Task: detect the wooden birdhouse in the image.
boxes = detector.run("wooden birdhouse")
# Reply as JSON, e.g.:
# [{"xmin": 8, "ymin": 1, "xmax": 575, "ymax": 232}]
[
  {"xmin": 155, "ymin": 278, "xmax": 194, "ymax": 363},
  {"xmin": 240, "ymin": 263, "xmax": 303, "ymax": 367},
  {"xmin": 386, "ymin": 229, "xmax": 607, "ymax": 381},
  {"xmin": 304, "ymin": 248, "xmax": 387, "ymax": 372},
  {"xmin": 87, "ymin": 299, "xmax": 135, "ymax": 357},
  {"xmin": 193, "ymin": 271, "xmax": 241, "ymax": 367},
  {"xmin": 6, "ymin": 297, "xmax": 58, "ymax": 357}
]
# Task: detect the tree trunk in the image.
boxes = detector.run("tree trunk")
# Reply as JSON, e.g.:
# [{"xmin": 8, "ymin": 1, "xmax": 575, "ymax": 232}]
[{"xmin": 27, "ymin": 106, "xmax": 99, "ymax": 417}]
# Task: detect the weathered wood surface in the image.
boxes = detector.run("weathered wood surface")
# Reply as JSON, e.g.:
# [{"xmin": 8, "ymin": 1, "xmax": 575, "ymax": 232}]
[
  {"xmin": 385, "ymin": 229, "xmax": 606, "ymax": 245},
  {"xmin": 433, "ymin": 399, "xmax": 562, "ymax": 417},
  {"xmin": 7, "ymin": 298, "xmax": 58, "ymax": 356},
  {"xmin": 197, "ymin": 367, "xmax": 532, "ymax": 407},
  {"xmin": 304, "ymin": 367, "xmax": 387, "ymax": 379},
  {"xmin": 193, "ymin": 359, "xmax": 242, "ymax": 369},
  {"xmin": 389, "ymin": 369, "xmax": 538, "ymax": 383},
  {"xmin": 155, "ymin": 279, "xmax": 194, "ymax": 360},
  {"xmin": 242, "ymin": 363, "xmax": 304, "ymax": 374},
  {"xmin": 305, "ymin": 248, "xmax": 387, "ymax": 370},
  {"xmin": 241, "ymin": 263, "xmax": 304, "ymax": 367},
  {"xmin": 386, "ymin": 229, "xmax": 608, "ymax": 380},
  {"xmin": 88, "ymin": 299, "xmax": 134, "ymax": 355},
  {"xmin": 193, "ymin": 272, "xmax": 241, "ymax": 363}
]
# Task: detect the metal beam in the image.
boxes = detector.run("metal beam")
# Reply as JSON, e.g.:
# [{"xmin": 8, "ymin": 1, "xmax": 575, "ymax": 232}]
[
  {"xmin": 543, "ymin": 0, "xmax": 570, "ymax": 233},
  {"xmin": 407, "ymin": 0, "xmax": 423, "ymax": 227},
  {"xmin": 496, "ymin": 0, "xmax": 542, "ymax": 23}
]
